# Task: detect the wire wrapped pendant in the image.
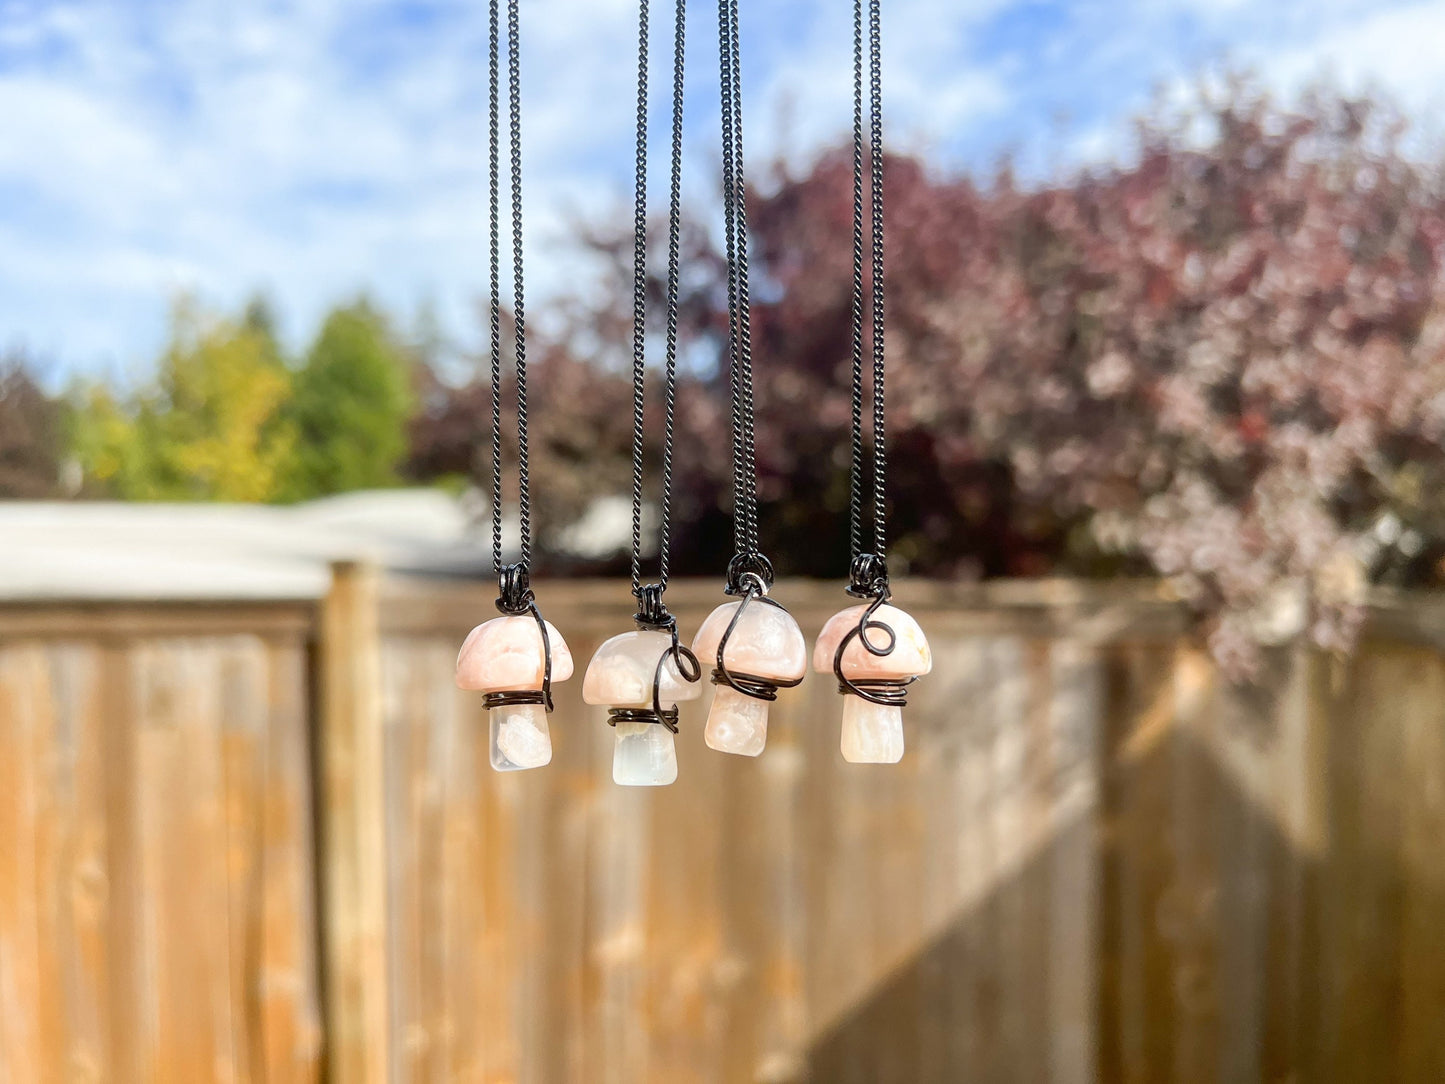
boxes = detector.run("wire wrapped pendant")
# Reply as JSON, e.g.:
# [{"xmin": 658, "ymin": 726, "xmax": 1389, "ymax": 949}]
[
  {"xmin": 813, "ymin": 559, "xmax": 931, "ymax": 763},
  {"xmin": 692, "ymin": 559, "xmax": 805, "ymax": 757},
  {"xmin": 583, "ymin": 586, "xmax": 701, "ymax": 786},
  {"xmin": 457, "ymin": 1, "xmax": 570, "ymax": 774},
  {"xmin": 456, "ymin": 565, "xmax": 572, "ymax": 771},
  {"xmin": 815, "ymin": 0, "xmax": 913, "ymax": 764},
  {"xmin": 596, "ymin": 0, "xmax": 697, "ymax": 786}
]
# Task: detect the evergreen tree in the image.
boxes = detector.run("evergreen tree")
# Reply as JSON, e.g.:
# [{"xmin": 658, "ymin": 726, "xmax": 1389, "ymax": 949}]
[{"xmin": 274, "ymin": 299, "xmax": 413, "ymax": 501}]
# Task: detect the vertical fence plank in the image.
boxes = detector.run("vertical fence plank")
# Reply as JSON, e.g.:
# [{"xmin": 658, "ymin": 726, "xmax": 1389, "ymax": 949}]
[
  {"xmin": 1096, "ymin": 640, "xmax": 1179, "ymax": 1084},
  {"xmin": 100, "ymin": 639, "xmax": 144, "ymax": 1083},
  {"xmin": 1397, "ymin": 646, "xmax": 1445, "ymax": 1080},
  {"xmin": 259, "ymin": 637, "xmax": 323, "ymax": 1083},
  {"xmin": 319, "ymin": 561, "xmax": 390, "ymax": 1083},
  {"xmin": 1318, "ymin": 647, "xmax": 1406, "ymax": 1083},
  {"xmin": 53, "ymin": 644, "xmax": 111, "ymax": 1084},
  {"xmin": 220, "ymin": 640, "xmax": 268, "ymax": 1084},
  {"xmin": 134, "ymin": 641, "xmax": 238, "ymax": 1081},
  {"xmin": 0, "ymin": 646, "xmax": 47, "ymax": 1082},
  {"xmin": 1047, "ymin": 637, "xmax": 1101, "ymax": 1084},
  {"xmin": 438, "ymin": 664, "xmax": 484, "ymax": 1082}
]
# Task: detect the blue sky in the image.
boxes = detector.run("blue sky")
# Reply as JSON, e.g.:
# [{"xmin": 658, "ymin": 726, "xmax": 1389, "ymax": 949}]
[{"xmin": 2, "ymin": 0, "xmax": 1444, "ymax": 383}]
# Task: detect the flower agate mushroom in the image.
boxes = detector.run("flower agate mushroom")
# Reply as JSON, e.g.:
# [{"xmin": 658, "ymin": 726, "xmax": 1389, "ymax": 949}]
[
  {"xmin": 692, "ymin": 597, "xmax": 806, "ymax": 756},
  {"xmin": 456, "ymin": 615, "xmax": 573, "ymax": 771},
  {"xmin": 812, "ymin": 602, "xmax": 931, "ymax": 763},
  {"xmin": 583, "ymin": 630, "xmax": 701, "ymax": 785}
]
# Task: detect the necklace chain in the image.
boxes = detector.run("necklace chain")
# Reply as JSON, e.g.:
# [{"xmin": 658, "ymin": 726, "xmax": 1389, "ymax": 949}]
[
  {"xmin": 849, "ymin": 0, "xmax": 886, "ymax": 563},
  {"xmin": 488, "ymin": 0, "xmax": 530, "ymax": 574},
  {"xmin": 628, "ymin": 0, "xmax": 688, "ymax": 598},
  {"xmin": 718, "ymin": 0, "xmax": 759, "ymax": 566}
]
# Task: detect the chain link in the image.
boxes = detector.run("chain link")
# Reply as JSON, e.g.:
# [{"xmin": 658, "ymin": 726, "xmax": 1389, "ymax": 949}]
[
  {"xmin": 487, "ymin": 0, "xmax": 530, "ymax": 573},
  {"xmin": 660, "ymin": 0, "xmax": 686, "ymax": 590},
  {"xmin": 508, "ymin": 0, "xmax": 530, "ymax": 569},
  {"xmin": 718, "ymin": 0, "xmax": 759, "ymax": 564},
  {"xmin": 629, "ymin": 0, "xmax": 688, "ymax": 597},
  {"xmin": 849, "ymin": 0, "xmax": 887, "ymax": 562},
  {"xmin": 868, "ymin": 0, "xmax": 885, "ymax": 556}
]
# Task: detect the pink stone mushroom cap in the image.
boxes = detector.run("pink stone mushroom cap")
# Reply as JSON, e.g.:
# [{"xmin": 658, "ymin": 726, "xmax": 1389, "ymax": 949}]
[
  {"xmin": 583, "ymin": 630, "xmax": 703, "ymax": 708},
  {"xmin": 455, "ymin": 615, "xmax": 574, "ymax": 693},
  {"xmin": 692, "ymin": 600, "xmax": 807, "ymax": 684},
  {"xmin": 811, "ymin": 603, "xmax": 932, "ymax": 679}
]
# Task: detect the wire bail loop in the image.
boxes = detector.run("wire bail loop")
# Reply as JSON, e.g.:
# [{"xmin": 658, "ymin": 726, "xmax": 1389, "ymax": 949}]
[
  {"xmin": 633, "ymin": 582, "xmax": 675, "ymax": 631},
  {"xmin": 495, "ymin": 562, "xmax": 535, "ymax": 615},
  {"xmin": 846, "ymin": 552, "xmax": 891, "ymax": 600},
  {"xmin": 725, "ymin": 551, "xmax": 774, "ymax": 596}
]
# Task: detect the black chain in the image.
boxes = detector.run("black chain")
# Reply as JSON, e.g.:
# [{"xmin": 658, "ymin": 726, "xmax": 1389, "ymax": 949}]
[
  {"xmin": 629, "ymin": 0, "xmax": 687, "ymax": 599},
  {"xmin": 483, "ymin": 0, "xmax": 556, "ymax": 715},
  {"xmin": 488, "ymin": 0, "xmax": 531, "ymax": 573},
  {"xmin": 488, "ymin": 0, "xmax": 503, "ymax": 575},
  {"xmin": 848, "ymin": 0, "xmax": 887, "ymax": 575},
  {"xmin": 718, "ymin": 0, "xmax": 761, "ymax": 574},
  {"xmin": 868, "ymin": 0, "xmax": 885, "ymax": 557},
  {"xmin": 509, "ymin": 0, "xmax": 531, "ymax": 569}
]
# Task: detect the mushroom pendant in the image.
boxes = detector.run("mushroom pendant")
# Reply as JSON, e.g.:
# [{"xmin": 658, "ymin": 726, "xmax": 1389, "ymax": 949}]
[
  {"xmin": 583, "ymin": 611, "xmax": 701, "ymax": 785},
  {"xmin": 456, "ymin": 589, "xmax": 573, "ymax": 771},
  {"xmin": 813, "ymin": 596, "xmax": 931, "ymax": 763},
  {"xmin": 692, "ymin": 582, "xmax": 806, "ymax": 757}
]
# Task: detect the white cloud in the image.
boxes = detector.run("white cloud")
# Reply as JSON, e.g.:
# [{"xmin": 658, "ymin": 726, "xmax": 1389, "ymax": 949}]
[
  {"xmin": 1264, "ymin": 2, "xmax": 1445, "ymax": 117},
  {"xmin": 2, "ymin": 0, "xmax": 1444, "ymax": 380}
]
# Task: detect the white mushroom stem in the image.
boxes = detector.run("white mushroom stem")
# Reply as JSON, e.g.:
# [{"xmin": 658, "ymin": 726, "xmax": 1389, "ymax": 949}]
[
  {"xmin": 489, "ymin": 704, "xmax": 553, "ymax": 771},
  {"xmin": 840, "ymin": 697, "xmax": 904, "ymax": 764},
  {"xmin": 703, "ymin": 686, "xmax": 771, "ymax": 757},
  {"xmin": 611, "ymin": 721, "xmax": 678, "ymax": 786}
]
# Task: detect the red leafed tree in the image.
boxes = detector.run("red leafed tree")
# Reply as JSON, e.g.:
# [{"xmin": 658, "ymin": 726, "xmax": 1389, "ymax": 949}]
[
  {"xmin": 678, "ymin": 82, "xmax": 1445, "ymax": 670},
  {"xmin": 887, "ymin": 84, "xmax": 1445, "ymax": 670},
  {"xmin": 411, "ymin": 80, "xmax": 1445, "ymax": 670}
]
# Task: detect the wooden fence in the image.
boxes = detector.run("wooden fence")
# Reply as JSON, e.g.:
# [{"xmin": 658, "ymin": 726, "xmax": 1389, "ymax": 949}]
[{"xmin": 2, "ymin": 569, "xmax": 1444, "ymax": 1082}]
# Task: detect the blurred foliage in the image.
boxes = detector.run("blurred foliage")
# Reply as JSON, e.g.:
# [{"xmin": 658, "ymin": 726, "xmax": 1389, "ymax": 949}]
[
  {"xmin": 68, "ymin": 297, "xmax": 413, "ymax": 504},
  {"xmin": 0, "ymin": 356, "xmax": 64, "ymax": 497},
  {"xmin": 412, "ymin": 78, "xmax": 1445, "ymax": 670},
  {"xmin": 72, "ymin": 300, "xmax": 295, "ymax": 501},
  {"xmin": 30, "ymin": 78, "xmax": 1445, "ymax": 668},
  {"xmin": 406, "ymin": 321, "xmax": 636, "ymax": 567},
  {"xmin": 274, "ymin": 300, "xmax": 414, "ymax": 501}
]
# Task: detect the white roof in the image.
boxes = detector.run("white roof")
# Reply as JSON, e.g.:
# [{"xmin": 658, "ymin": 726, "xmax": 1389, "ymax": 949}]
[{"xmin": 0, "ymin": 490, "xmax": 498, "ymax": 601}]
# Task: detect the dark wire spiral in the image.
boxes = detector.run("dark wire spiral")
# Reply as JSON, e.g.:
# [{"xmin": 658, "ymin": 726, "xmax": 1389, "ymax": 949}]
[
  {"xmin": 608, "ymin": 601, "xmax": 700, "ymax": 732},
  {"xmin": 832, "ymin": 591, "xmax": 914, "ymax": 708},
  {"xmin": 710, "ymin": 577, "xmax": 803, "ymax": 703},
  {"xmin": 484, "ymin": 564, "xmax": 556, "ymax": 713}
]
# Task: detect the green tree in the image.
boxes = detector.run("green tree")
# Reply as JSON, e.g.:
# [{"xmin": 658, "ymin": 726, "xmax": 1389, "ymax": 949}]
[
  {"xmin": 275, "ymin": 300, "xmax": 413, "ymax": 501},
  {"xmin": 72, "ymin": 298, "xmax": 294, "ymax": 501}
]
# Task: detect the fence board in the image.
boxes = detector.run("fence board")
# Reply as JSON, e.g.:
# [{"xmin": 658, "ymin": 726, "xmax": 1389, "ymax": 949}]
[
  {"xmin": 2, "ymin": 576, "xmax": 1445, "ymax": 1081},
  {"xmin": 0, "ymin": 613, "xmax": 317, "ymax": 1084}
]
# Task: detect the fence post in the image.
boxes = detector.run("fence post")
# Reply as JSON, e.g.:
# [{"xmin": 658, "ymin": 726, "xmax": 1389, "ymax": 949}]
[{"xmin": 318, "ymin": 560, "xmax": 390, "ymax": 1081}]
